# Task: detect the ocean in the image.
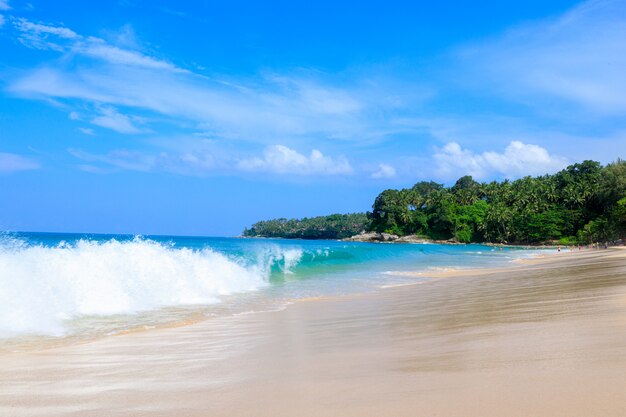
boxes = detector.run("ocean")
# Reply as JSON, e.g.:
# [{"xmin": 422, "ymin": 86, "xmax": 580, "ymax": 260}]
[{"xmin": 0, "ymin": 232, "xmax": 548, "ymax": 349}]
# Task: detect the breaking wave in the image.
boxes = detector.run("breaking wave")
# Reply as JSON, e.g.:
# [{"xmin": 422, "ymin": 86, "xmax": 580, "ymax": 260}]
[{"xmin": 0, "ymin": 236, "xmax": 301, "ymax": 337}]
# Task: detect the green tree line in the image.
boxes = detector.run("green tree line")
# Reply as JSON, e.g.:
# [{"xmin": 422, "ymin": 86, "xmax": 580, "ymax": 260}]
[
  {"xmin": 243, "ymin": 213, "xmax": 370, "ymax": 239},
  {"xmin": 370, "ymin": 160, "xmax": 626, "ymax": 244},
  {"xmin": 243, "ymin": 159, "xmax": 626, "ymax": 244}
]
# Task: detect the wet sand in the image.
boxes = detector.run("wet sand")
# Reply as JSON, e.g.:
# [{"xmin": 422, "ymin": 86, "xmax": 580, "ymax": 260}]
[{"xmin": 1, "ymin": 249, "xmax": 626, "ymax": 416}]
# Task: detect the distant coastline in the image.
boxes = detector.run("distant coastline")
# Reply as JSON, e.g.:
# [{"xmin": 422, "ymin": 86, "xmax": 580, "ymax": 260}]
[
  {"xmin": 239, "ymin": 232, "xmax": 563, "ymax": 248},
  {"xmin": 243, "ymin": 159, "xmax": 626, "ymax": 246}
]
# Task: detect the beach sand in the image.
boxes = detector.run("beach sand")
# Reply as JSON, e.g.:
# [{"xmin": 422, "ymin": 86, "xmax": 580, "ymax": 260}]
[{"xmin": 1, "ymin": 248, "xmax": 626, "ymax": 416}]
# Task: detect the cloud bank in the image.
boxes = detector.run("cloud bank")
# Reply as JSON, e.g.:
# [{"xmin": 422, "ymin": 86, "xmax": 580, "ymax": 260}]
[
  {"xmin": 3, "ymin": 1, "xmax": 624, "ymax": 182},
  {"xmin": 5, "ymin": 17, "xmax": 417, "ymax": 143},
  {"xmin": 237, "ymin": 145, "xmax": 352, "ymax": 176},
  {"xmin": 434, "ymin": 141, "xmax": 568, "ymax": 180},
  {"xmin": 69, "ymin": 142, "xmax": 354, "ymax": 177}
]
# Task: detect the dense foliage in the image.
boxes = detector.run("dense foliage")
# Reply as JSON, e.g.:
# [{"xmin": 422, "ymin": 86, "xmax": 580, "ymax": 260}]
[
  {"xmin": 243, "ymin": 213, "xmax": 370, "ymax": 239},
  {"xmin": 370, "ymin": 160, "xmax": 626, "ymax": 244},
  {"xmin": 244, "ymin": 160, "xmax": 626, "ymax": 244}
]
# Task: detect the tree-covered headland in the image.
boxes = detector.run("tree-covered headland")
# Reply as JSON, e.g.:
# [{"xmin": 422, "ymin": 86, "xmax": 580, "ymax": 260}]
[
  {"xmin": 244, "ymin": 160, "xmax": 626, "ymax": 244},
  {"xmin": 242, "ymin": 213, "xmax": 370, "ymax": 240}
]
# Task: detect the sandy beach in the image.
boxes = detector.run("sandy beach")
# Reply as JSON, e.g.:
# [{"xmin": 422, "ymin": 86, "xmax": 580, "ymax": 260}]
[{"xmin": 1, "ymin": 248, "xmax": 626, "ymax": 416}]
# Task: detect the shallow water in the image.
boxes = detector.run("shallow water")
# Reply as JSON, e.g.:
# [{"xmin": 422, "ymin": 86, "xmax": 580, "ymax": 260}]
[
  {"xmin": 0, "ymin": 231, "xmax": 547, "ymax": 348},
  {"xmin": 0, "ymin": 249, "xmax": 624, "ymax": 417}
]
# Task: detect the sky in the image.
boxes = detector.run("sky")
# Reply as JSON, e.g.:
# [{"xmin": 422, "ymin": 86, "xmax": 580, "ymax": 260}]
[{"xmin": 1, "ymin": 0, "xmax": 625, "ymax": 236}]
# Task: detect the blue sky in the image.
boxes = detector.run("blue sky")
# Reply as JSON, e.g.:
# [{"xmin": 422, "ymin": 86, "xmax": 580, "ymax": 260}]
[{"xmin": 1, "ymin": 0, "xmax": 625, "ymax": 236}]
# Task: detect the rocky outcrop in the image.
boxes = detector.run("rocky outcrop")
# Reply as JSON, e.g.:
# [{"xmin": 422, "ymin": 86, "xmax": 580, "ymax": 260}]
[
  {"xmin": 343, "ymin": 232, "xmax": 437, "ymax": 243},
  {"xmin": 394, "ymin": 235, "xmax": 431, "ymax": 243},
  {"xmin": 342, "ymin": 232, "xmax": 399, "ymax": 242}
]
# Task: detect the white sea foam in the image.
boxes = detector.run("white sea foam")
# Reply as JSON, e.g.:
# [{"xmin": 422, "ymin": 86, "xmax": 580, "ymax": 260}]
[
  {"xmin": 382, "ymin": 270, "xmax": 425, "ymax": 276},
  {"xmin": 251, "ymin": 245, "xmax": 304, "ymax": 275},
  {"xmin": 282, "ymin": 248, "xmax": 303, "ymax": 274},
  {"xmin": 0, "ymin": 237, "xmax": 289, "ymax": 338}
]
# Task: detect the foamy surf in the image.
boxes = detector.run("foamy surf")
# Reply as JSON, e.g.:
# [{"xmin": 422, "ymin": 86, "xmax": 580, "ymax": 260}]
[
  {"xmin": 0, "ymin": 236, "xmax": 279, "ymax": 338},
  {"xmin": 0, "ymin": 233, "xmax": 547, "ymax": 343}
]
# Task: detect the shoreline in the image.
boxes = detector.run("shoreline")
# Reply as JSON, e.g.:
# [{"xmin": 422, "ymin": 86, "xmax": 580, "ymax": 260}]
[
  {"xmin": 0, "ymin": 244, "xmax": 553, "ymax": 353},
  {"xmin": 242, "ymin": 233, "xmax": 578, "ymax": 249},
  {"xmin": 0, "ymin": 248, "xmax": 605, "ymax": 353},
  {"xmin": 2, "ymin": 248, "xmax": 626, "ymax": 416}
]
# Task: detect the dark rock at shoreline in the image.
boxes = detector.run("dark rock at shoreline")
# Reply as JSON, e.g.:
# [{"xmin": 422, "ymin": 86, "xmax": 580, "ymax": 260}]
[
  {"xmin": 342, "ymin": 232, "xmax": 399, "ymax": 242},
  {"xmin": 342, "ymin": 232, "xmax": 433, "ymax": 243}
]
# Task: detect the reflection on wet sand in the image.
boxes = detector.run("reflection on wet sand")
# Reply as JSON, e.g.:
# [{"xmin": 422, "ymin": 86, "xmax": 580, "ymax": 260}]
[{"xmin": 1, "ymin": 249, "xmax": 626, "ymax": 416}]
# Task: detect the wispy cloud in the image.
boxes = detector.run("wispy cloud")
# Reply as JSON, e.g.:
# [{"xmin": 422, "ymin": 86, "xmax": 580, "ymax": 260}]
[
  {"xmin": 371, "ymin": 164, "xmax": 396, "ymax": 179},
  {"xmin": 70, "ymin": 143, "xmax": 354, "ymax": 177},
  {"xmin": 90, "ymin": 106, "xmax": 142, "ymax": 134},
  {"xmin": 12, "ymin": 17, "xmax": 79, "ymax": 50},
  {"xmin": 4, "ymin": 2, "xmax": 624, "ymax": 182},
  {"xmin": 459, "ymin": 0, "xmax": 626, "ymax": 115},
  {"xmin": 434, "ymin": 141, "xmax": 568, "ymax": 181},
  {"xmin": 77, "ymin": 127, "xmax": 95, "ymax": 136},
  {"xmin": 0, "ymin": 0, "xmax": 10, "ymax": 11},
  {"xmin": 68, "ymin": 136, "xmax": 229, "ymax": 176},
  {"xmin": 0, "ymin": 14, "xmax": 5, "ymax": 27},
  {"xmin": 237, "ymin": 145, "xmax": 353, "ymax": 176},
  {"xmin": 101, "ymin": 24, "xmax": 141, "ymax": 50},
  {"xmin": 10, "ymin": 17, "xmax": 184, "ymax": 72},
  {"xmin": 79, "ymin": 38, "xmax": 186, "ymax": 73},
  {"xmin": 69, "ymin": 148, "xmax": 156, "ymax": 172},
  {"xmin": 0, "ymin": 152, "xmax": 40, "ymax": 173},
  {"xmin": 389, "ymin": 0, "xmax": 626, "ymax": 174},
  {"xmin": 14, "ymin": 18, "xmax": 79, "ymax": 39},
  {"xmin": 5, "ymin": 17, "xmax": 425, "ymax": 146},
  {"xmin": 9, "ymin": 67, "xmax": 411, "ymax": 144}
]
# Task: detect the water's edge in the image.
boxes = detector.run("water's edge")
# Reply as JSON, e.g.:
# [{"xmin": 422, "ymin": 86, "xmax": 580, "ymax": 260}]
[{"xmin": 0, "ymin": 232, "xmax": 551, "ymax": 351}]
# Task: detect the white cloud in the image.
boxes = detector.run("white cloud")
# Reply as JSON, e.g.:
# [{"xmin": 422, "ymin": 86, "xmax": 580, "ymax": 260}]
[
  {"xmin": 461, "ymin": 0, "xmax": 626, "ymax": 115},
  {"xmin": 434, "ymin": 141, "xmax": 568, "ymax": 180},
  {"xmin": 16, "ymin": 19, "xmax": 79, "ymax": 39},
  {"xmin": 78, "ymin": 127, "xmax": 95, "ymax": 136},
  {"xmin": 102, "ymin": 24, "xmax": 141, "ymax": 50},
  {"xmin": 69, "ymin": 145, "xmax": 219, "ymax": 176},
  {"xmin": 0, "ymin": 15, "xmax": 5, "ymax": 27},
  {"xmin": 78, "ymin": 38, "xmax": 186, "ymax": 73},
  {"xmin": 5, "ymin": 17, "xmax": 425, "ymax": 145},
  {"xmin": 237, "ymin": 145, "xmax": 352, "ymax": 176},
  {"xmin": 68, "ymin": 140, "xmax": 358, "ymax": 178},
  {"xmin": 9, "ymin": 66, "xmax": 400, "ymax": 143},
  {"xmin": 69, "ymin": 148, "xmax": 155, "ymax": 172},
  {"xmin": 371, "ymin": 163, "xmax": 396, "ymax": 179},
  {"xmin": 0, "ymin": 0, "xmax": 10, "ymax": 11},
  {"xmin": 13, "ymin": 18, "xmax": 79, "ymax": 50},
  {"xmin": 11, "ymin": 17, "xmax": 183, "ymax": 72},
  {"xmin": 267, "ymin": 76, "xmax": 363, "ymax": 115},
  {"xmin": 90, "ymin": 106, "xmax": 142, "ymax": 134},
  {"xmin": 0, "ymin": 152, "xmax": 39, "ymax": 173}
]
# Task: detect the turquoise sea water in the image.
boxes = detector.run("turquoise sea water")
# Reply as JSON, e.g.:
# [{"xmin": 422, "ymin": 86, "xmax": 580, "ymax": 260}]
[{"xmin": 0, "ymin": 232, "xmax": 549, "ymax": 346}]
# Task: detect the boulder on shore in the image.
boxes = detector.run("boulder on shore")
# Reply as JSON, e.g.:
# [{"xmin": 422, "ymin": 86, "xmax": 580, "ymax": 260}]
[
  {"xmin": 394, "ymin": 235, "xmax": 430, "ymax": 243},
  {"xmin": 342, "ymin": 232, "xmax": 399, "ymax": 242},
  {"xmin": 342, "ymin": 232, "xmax": 434, "ymax": 243}
]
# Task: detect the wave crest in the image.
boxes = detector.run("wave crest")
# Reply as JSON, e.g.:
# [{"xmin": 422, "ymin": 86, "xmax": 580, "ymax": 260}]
[{"xmin": 0, "ymin": 237, "xmax": 278, "ymax": 337}]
